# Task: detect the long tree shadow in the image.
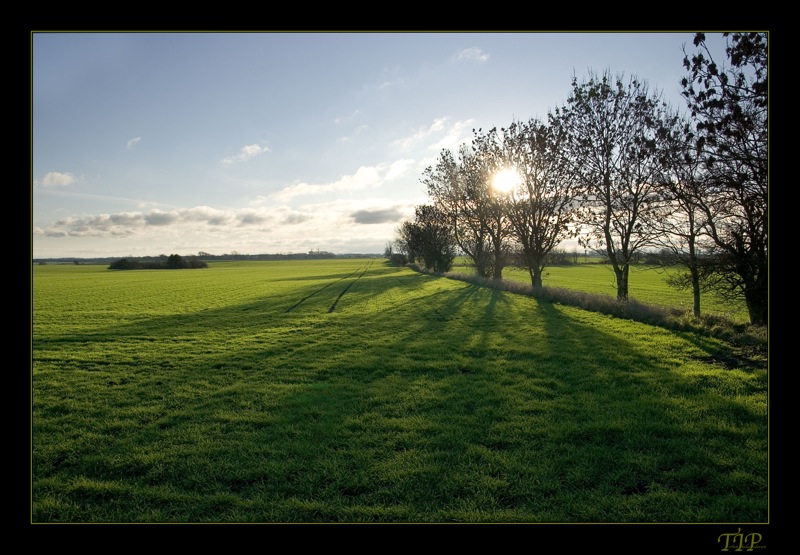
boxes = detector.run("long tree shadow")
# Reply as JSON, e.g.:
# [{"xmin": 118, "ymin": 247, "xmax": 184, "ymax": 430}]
[{"xmin": 32, "ymin": 268, "xmax": 767, "ymax": 523}]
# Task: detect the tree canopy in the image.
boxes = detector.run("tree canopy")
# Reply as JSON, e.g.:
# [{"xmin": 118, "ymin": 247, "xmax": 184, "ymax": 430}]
[{"xmin": 394, "ymin": 32, "xmax": 768, "ymax": 326}]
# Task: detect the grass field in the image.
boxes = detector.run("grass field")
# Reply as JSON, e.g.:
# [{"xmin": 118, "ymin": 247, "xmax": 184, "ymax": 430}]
[
  {"xmin": 31, "ymin": 259, "xmax": 768, "ymax": 523},
  {"xmin": 455, "ymin": 259, "xmax": 751, "ymax": 324}
]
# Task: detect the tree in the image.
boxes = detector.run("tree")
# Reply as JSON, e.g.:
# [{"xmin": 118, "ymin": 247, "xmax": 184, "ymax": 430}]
[
  {"xmin": 423, "ymin": 135, "xmax": 512, "ymax": 280},
  {"xmin": 423, "ymin": 149, "xmax": 489, "ymax": 275},
  {"xmin": 490, "ymin": 119, "xmax": 578, "ymax": 288},
  {"xmin": 397, "ymin": 205, "xmax": 458, "ymax": 273},
  {"xmin": 554, "ymin": 70, "xmax": 674, "ymax": 301},
  {"xmin": 649, "ymin": 113, "xmax": 716, "ymax": 319},
  {"xmin": 108, "ymin": 258, "xmax": 139, "ymax": 270},
  {"xmin": 166, "ymin": 254, "xmax": 185, "ymax": 269},
  {"xmin": 394, "ymin": 220, "xmax": 421, "ymax": 264},
  {"xmin": 680, "ymin": 32, "xmax": 768, "ymax": 326},
  {"xmin": 466, "ymin": 129, "xmax": 514, "ymax": 280}
]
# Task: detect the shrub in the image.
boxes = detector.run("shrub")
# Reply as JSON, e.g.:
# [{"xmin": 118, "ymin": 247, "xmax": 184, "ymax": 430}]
[{"xmin": 390, "ymin": 253, "xmax": 408, "ymax": 266}]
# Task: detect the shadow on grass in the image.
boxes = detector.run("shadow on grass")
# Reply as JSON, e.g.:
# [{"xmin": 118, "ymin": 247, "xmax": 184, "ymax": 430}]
[{"xmin": 32, "ymin": 266, "xmax": 768, "ymax": 523}]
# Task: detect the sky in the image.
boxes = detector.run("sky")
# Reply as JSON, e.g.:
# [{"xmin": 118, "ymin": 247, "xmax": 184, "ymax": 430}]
[{"xmin": 32, "ymin": 31, "xmax": 729, "ymax": 259}]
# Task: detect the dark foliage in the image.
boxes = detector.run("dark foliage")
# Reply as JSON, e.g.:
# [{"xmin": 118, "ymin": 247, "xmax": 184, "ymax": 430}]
[{"xmin": 108, "ymin": 255, "xmax": 208, "ymax": 270}]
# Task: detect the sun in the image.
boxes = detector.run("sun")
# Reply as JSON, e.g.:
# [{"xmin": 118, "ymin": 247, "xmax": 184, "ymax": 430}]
[{"xmin": 492, "ymin": 167, "xmax": 520, "ymax": 194}]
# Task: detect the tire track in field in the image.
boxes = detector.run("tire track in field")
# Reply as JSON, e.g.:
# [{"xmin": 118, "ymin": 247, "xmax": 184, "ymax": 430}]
[
  {"xmin": 285, "ymin": 266, "xmax": 366, "ymax": 313},
  {"xmin": 393, "ymin": 272, "xmax": 423, "ymax": 287},
  {"xmin": 328, "ymin": 260, "xmax": 373, "ymax": 313}
]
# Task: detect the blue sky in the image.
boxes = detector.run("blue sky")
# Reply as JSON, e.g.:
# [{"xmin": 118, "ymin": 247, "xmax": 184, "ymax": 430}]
[{"xmin": 32, "ymin": 31, "xmax": 727, "ymax": 259}]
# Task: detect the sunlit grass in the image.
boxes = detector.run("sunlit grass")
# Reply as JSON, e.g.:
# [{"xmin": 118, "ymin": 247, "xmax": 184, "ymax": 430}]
[
  {"xmin": 32, "ymin": 260, "xmax": 767, "ymax": 523},
  {"xmin": 453, "ymin": 260, "xmax": 751, "ymax": 324}
]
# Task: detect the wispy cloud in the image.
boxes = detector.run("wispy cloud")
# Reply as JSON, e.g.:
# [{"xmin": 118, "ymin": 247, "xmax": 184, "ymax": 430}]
[
  {"xmin": 378, "ymin": 78, "xmax": 405, "ymax": 90},
  {"xmin": 127, "ymin": 137, "xmax": 141, "ymax": 149},
  {"xmin": 32, "ymin": 187, "xmax": 167, "ymax": 210},
  {"xmin": 267, "ymin": 160, "xmax": 415, "ymax": 202},
  {"xmin": 179, "ymin": 206, "xmax": 235, "ymax": 226},
  {"xmin": 393, "ymin": 118, "xmax": 448, "ymax": 151},
  {"xmin": 427, "ymin": 119, "xmax": 475, "ymax": 152},
  {"xmin": 33, "ymin": 205, "xmax": 328, "ymax": 238},
  {"xmin": 338, "ymin": 124, "xmax": 369, "ymax": 143},
  {"xmin": 33, "ymin": 200, "xmax": 409, "ymax": 246},
  {"xmin": 393, "ymin": 117, "xmax": 475, "ymax": 153},
  {"xmin": 220, "ymin": 144, "xmax": 270, "ymax": 165},
  {"xmin": 457, "ymin": 47, "xmax": 489, "ymax": 62},
  {"xmin": 45, "ymin": 212, "xmax": 145, "ymax": 237},
  {"xmin": 334, "ymin": 110, "xmax": 360, "ymax": 124},
  {"xmin": 39, "ymin": 172, "xmax": 77, "ymax": 188}
]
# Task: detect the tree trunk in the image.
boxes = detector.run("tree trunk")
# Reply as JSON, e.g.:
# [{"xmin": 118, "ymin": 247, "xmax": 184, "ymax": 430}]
[
  {"xmin": 528, "ymin": 253, "xmax": 545, "ymax": 289},
  {"xmin": 529, "ymin": 267, "xmax": 543, "ymax": 289},
  {"xmin": 743, "ymin": 272, "xmax": 768, "ymax": 327},
  {"xmin": 687, "ymin": 237, "xmax": 701, "ymax": 319},
  {"xmin": 493, "ymin": 254, "xmax": 503, "ymax": 281},
  {"xmin": 615, "ymin": 264, "xmax": 629, "ymax": 301},
  {"xmin": 691, "ymin": 266, "xmax": 702, "ymax": 319}
]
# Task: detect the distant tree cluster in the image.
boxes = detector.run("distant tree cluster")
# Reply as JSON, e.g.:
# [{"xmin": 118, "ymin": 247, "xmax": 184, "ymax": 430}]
[
  {"xmin": 108, "ymin": 254, "xmax": 208, "ymax": 270},
  {"xmin": 37, "ymin": 250, "xmax": 370, "ymax": 267},
  {"xmin": 193, "ymin": 250, "xmax": 338, "ymax": 261},
  {"xmin": 393, "ymin": 32, "xmax": 767, "ymax": 326}
]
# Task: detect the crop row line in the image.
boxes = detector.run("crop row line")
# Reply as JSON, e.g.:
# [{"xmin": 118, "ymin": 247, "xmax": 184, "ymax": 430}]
[
  {"xmin": 285, "ymin": 266, "xmax": 366, "ymax": 313},
  {"xmin": 328, "ymin": 261, "xmax": 373, "ymax": 313}
]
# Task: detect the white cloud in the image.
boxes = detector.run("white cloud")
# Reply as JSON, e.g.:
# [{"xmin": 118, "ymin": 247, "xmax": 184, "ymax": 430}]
[
  {"xmin": 393, "ymin": 117, "xmax": 475, "ymax": 154},
  {"xmin": 271, "ymin": 167, "xmax": 378, "ymax": 201},
  {"xmin": 181, "ymin": 206, "xmax": 234, "ymax": 226},
  {"xmin": 33, "ymin": 199, "xmax": 416, "ymax": 257},
  {"xmin": 220, "ymin": 144, "xmax": 270, "ymax": 165},
  {"xmin": 457, "ymin": 47, "xmax": 489, "ymax": 62},
  {"xmin": 127, "ymin": 137, "xmax": 141, "ymax": 149},
  {"xmin": 49, "ymin": 213, "xmax": 145, "ymax": 237},
  {"xmin": 267, "ymin": 160, "xmax": 414, "ymax": 202},
  {"xmin": 427, "ymin": 118, "xmax": 475, "ymax": 152},
  {"xmin": 41, "ymin": 206, "xmax": 259, "ymax": 238},
  {"xmin": 393, "ymin": 118, "xmax": 449, "ymax": 151},
  {"xmin": 384, "ymin": 159, "xmax": 415, "ymax": 181},
  {"xmin": 40, "ymin": 172, "xmax": 76, "ymax": 188}
]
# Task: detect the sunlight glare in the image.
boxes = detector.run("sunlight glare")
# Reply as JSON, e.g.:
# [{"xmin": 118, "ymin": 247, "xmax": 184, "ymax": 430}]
[{"xmin": 492, "ymin": 167, "xmax": 520, "ymax": 194}]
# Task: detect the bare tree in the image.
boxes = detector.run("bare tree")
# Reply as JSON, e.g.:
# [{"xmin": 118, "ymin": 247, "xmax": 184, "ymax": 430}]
[
  {"xmin": 650, "ymin": 114, "xmax": 715, "ymax": 318},
  {"xmin": 488, "ymin": 119, "xmax": 578, "ymax": 288},
  {"xmin": 423, "ymin": 148, "xmax": 491, "ymax": 277},
  {"xmin": 423, "ymin": 133, "xmax": 512, "ymax": 279},
  {"xmin": 554, "ymin": 70, "xmax": 673, "ymax": 301},
  {"xmin": 680, "ymin": 32, "xmax": 768, "ymax": 326}
]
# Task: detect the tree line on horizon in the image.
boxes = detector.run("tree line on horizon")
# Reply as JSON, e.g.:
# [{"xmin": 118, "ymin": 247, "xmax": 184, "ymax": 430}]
[
  {"xmin": 393, "ymin": 32, "xmax": 767, "ymax": 327},
  {"xmin": 108, "ymin": 254, "xmax": 208, "ymax": 270},
  {"xmin": 35, "ymin": 250, "xmax": 364, "ymax": 266}
]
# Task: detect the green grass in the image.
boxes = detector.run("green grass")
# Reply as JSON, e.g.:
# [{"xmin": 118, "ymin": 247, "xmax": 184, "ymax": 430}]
[
  {"xmin": 31, "ymin": 259, "xmax": 768, "ymax": 523},
  {"xmin": 453, "ymin": 259, "xmax": 750, "ymax": 324}
]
